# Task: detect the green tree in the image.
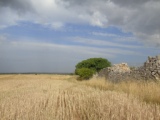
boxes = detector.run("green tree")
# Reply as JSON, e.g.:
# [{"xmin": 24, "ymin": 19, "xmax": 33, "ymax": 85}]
[
  {"xmin": 75, "ymin": 58, "xmax": 111, "ymax": 79},
  {"xmin": 75, "ymin": 58, "xmax": 111, "ymax": 73}
]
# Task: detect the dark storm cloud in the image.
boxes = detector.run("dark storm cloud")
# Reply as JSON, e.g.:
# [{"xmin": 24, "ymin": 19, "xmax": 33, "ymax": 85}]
[
  {"xmin": 0, "ymin": 0, "xmax": 34, "ymax": 13},
  {"xmin": 111, "ymin": 0, "xmax": 159, "ymax": 7}
]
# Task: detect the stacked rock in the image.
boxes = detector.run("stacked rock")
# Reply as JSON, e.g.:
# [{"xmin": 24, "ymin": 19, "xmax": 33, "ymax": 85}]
[
  {"xmin": 98, "ymin": 55, "xmax": 160, "ymax": 82},
  {"xmin": 131, "ymin": 55, "xmax": 160, "ymax": 80},
  {"xmin": 142, "ymin": 55, "xmax": 160, "ymax": 80},
  {"xmin": 108, "ymin": 63, "xmax": 130, "ymax": 73},
  {"xmin": 98, "ymin": 63, "xmax": 131, "ymax": 82}
]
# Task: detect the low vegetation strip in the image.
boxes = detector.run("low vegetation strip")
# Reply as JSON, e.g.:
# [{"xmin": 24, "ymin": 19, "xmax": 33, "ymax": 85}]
[{"xmin": 0, "ymin": 75, "xmax": 160, "ymax": 120}]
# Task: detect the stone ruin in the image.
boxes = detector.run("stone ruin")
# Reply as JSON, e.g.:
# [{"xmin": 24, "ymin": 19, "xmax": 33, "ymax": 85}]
[
  {"xmin": 98, "ymin": 55, "xmax": 160, "ymax": 82},
  {"xmin": 142, "ymin": 55, "xmax": 160, "ymax": 80},
  {"xmin": 98, "ymin": 63, "xmax": 131, "ymax": 82}
]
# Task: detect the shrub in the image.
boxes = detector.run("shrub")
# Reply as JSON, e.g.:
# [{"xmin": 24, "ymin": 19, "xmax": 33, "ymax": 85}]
[{"xmin": 76, "ymin": 68, "xmax": 95, "ymax": 80}]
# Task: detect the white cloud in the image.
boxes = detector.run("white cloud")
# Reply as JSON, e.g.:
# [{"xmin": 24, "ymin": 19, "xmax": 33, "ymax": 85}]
[
  {"xmin": 0, "ymin": 38, "xmax": 136, "ymax": 58},
  {"xmin": 90, "ymin": 11, "xmax": 108, "ymax": 27},
  {"xmin": 0, "ymin": 0, "xmax": 160, "ymax": 46},
  {"xmin": 67, "ymin": 36, "xmax": 141, "ymax": 49},
  {"xmin": 0, "ymin": 7, "xmax": 20, "ymax": 28},
  {"xmin": 91, "ymin": 32, "xmax": 138, "ymax": 42},
  {"xmin": 92, "ymin": 32, "xmax": 119, "ymax": 37}
]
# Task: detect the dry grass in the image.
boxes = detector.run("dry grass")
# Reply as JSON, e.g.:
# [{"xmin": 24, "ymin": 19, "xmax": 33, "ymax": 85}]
[
  {"xmin": 0, "ymin": 74, "xmax": 160, "ymax": 120},
  {"xmin": 83, "ymin": 77, "xmax": 160, "ymax": 104}
]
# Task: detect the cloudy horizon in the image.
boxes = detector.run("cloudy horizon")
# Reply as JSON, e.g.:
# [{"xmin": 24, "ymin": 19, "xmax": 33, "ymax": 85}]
[{"xmin": 0, "ymin": 0, "xmax": 160, "ymax": 73}]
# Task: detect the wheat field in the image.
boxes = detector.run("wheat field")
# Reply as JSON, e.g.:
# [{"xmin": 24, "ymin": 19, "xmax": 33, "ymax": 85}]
[{"xmin": 0, "ymin": 74, "xmax": 160, "ymax": 120}]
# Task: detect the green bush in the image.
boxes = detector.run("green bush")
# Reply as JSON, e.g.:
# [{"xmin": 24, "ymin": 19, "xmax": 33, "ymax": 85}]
[
  {"xmin": 76, "ymin": 68, "xmax": 95, "ymax": 80},
  {"xmin": 75, "ymin": 58, "xmax": 111, "ymax": 80},
  {"xmin": 75, "ymin": 58, "xmax": 111, "ymax": 73}
]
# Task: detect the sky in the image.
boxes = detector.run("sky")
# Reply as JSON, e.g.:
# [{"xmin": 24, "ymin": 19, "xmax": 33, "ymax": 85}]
[{"xmin": 0, "ymin": 0, "xmax": 160, "ymax": 73}]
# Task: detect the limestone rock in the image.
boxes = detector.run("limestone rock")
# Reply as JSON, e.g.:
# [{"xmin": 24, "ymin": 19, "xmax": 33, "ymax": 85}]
[{"xmin": 98, "ymin": 54, "xmax": 160, "ymax": 82}]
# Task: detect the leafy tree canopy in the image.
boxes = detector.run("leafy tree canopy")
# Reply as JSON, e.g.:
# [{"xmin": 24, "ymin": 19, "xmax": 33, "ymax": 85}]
[{"xmin": 75, "ymin": 58, "xmax": 111, "ymax": 74}]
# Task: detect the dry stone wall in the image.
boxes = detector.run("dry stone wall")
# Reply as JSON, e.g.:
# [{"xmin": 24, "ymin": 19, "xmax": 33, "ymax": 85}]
[
  {"xmin": 98, "ymin": 55, "xmax": 160, "ymax": 82},
  {"xmin": 98, "ymin": 63, "xmax": 131, "ymax": 82},
  {"xmin": 142, "ymin": 55, "xmax": 160, "ymax": 80}
]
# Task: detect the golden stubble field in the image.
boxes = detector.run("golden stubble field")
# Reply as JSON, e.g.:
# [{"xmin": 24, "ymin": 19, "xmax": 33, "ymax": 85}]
[{"xmin": 0, "ymin": 74, "xmax": 160, "ymax": 120}]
